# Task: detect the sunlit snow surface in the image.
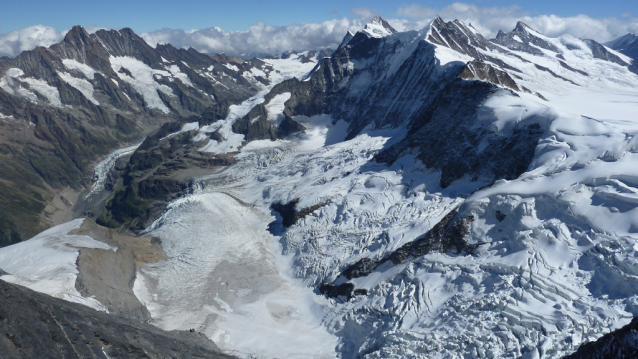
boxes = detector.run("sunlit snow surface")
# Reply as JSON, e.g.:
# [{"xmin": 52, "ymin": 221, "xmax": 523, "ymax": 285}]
[
  {"xmin": 0, "ymin": 68, "xmax": 62, "ymax": 107},
  {"xmin": 110, "ymin": 56, "xmax": 175, "ymax": 113},
  {"xmin": 0, "ymin": 219, "xmax": 114, "ymax": 311},
  {"xmin": 133, "ymin": 29, "xmax": 638, "ymax": 358},
  {"xmin": 196, "ymin": 53, "xmax": 319, "ymax": 154}
]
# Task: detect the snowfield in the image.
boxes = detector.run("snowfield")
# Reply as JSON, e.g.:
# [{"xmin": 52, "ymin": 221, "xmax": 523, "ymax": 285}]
[
  {"xmin": 135, "ymin": 192, "xmax": 338, "ymax": 359},
  {"xmin": 0, "ymin": 219, "xmax": 114, "ymax": 311}
]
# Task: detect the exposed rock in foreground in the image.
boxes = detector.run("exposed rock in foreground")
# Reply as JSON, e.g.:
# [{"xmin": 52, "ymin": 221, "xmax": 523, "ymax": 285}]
[
  {"xmin": 0, "ymin": 280, "xmax": 234, "ymax": 359},
  {"xmin": 564, "ymin": 317, "xmax": 638, "ymax": 359},
  {"xmin": 72, "ymin": 219, "xmax": 167, "ymax": 321}
]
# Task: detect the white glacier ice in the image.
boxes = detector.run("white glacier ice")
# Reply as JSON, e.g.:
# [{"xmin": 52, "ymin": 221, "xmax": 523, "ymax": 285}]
[{"xmin": 0, "ymin": 219, "xmax": 114, "ymax": 311}]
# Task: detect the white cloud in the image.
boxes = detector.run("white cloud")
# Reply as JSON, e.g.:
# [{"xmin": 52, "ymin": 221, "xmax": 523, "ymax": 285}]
[
  {"xmin": 395, "ymin": 3, "xmax": 638, "ymax": 42},
  {"xmin": 0, "ymin": 24, "xmax": 108, "ymax": 58},
  {"xmin": 349, "ymin": 7, "xmax": 380, "ymax": 22},
  {"xmin": 0, "ymin": 25, "xmax": 64, "ymax": 58},
  {"xmin": 140, "ymin": 18, "xmax": 365, "ymax": 57},
  {"xmin": 1, "ymin": 3, "xmax": 637, "ymax": 59}
]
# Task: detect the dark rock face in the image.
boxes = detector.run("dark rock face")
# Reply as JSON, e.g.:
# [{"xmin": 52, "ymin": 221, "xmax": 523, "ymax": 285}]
[
  {"xmin": 377, "ymin": 80, "xmax": 546, "ymax": 188},
  {"xmin": 582, "ymin": 39, "xmax": 629, "ymax": 66},
  {"xmin": 459, "ymin": 59, "xmax": 520, "ymax": 91},
  {"xmin": 563, "ymin": 317, "xmax": 638, "ymax": 359},
  {"xmin": 337, "ymin": 31, "xmax": 354, "ymax": 50},
  {"xmin": 492, "ymin": 21, "xmax": 562, "ymax": 55},
  {"xmin": 340, "ymin": 207, "xmax": 474, "ymax": 281},
  {"xmin": 319, "ymin": 282, "xmax": 356, "ymax": 299},
  {"xmin": 0, "ymin": 280, "xmax": 234, "ymax": 359},
  {"xmin": 270, "ymin": 199, "xmax": 326, "ymax": 228},
  {"xmin": 231, "ymin": 103, "xmax": 304, "ymax": 142}
]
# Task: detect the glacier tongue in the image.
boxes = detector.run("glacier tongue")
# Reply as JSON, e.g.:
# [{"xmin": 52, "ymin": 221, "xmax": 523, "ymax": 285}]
[{"xmin": 135, "ymin": 191, "xmax": 338, "ymax": 359}]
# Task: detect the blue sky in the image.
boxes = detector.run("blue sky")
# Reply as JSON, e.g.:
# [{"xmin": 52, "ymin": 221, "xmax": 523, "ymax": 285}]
[
  {"xmin": 1, "ymin": 1, "xmax": 637, "ymax": 59},
  {"xmin": 1, "ymin": 0, "xmax": 637, "ymax": 34}
]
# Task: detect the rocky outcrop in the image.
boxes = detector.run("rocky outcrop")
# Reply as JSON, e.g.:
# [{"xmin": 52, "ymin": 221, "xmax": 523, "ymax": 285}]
[
  {"xmin": 96, "ymin": 119, "xmax": 236, "ymax": 232},
  {"xmin": 270, "ymin": 198, "xmax": 326, "ymax": 228},
  {"xmin": 321, "ymin": 208, "xmax": 477, "ymax": 299},
  {"xmin": 564, "ymin": 317, "xmax": 638, "ymax": 359},
  {"xmin": 0, "ymin": 280, "xmax": 234, "ymax": 359},
  {"xmin": 231, "ymin": 103, "xmax": 305, "ymax": 142},
  {"xmin": 71, "ymin": 219, "xmax": 167, "ymax": 320},
  {"xmin": 459, "ymin": 59, "xmax": 520, "ymax": 91},
  {"xmin": 582, "ymin": 39, "xmax": 629, "ymax": 66},
  {"xmin": 341, "ymin": 207, "xmax": 474, "ymax": 280}
]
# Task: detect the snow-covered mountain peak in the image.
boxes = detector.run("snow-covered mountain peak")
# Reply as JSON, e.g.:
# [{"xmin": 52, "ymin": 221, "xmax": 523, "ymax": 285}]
[
  {"xmin": 493, "ymin": 20, "xmax": 562, "ymax": 55},
  {"xmin": 362, "ymin": 15, "xmax": 397, "ymax": 38},
  {"xmin": 514, "ymin": 20, "xmax": 533, "ymax": 32},
  {"xmin": 338, "ymin": 31, "xmax": 354, "ymax": 49}
]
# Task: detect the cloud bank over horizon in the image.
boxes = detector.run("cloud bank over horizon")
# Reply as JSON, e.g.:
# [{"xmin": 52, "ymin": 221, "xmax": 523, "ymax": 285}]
[{"xmin": 1, "ymin": 3, "xmax": 637, "ymax": 59}]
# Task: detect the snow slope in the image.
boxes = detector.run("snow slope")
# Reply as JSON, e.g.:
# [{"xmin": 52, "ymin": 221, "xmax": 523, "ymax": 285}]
[
  {"xmin": 0, "ymin": 219, "xmax": 114, "ymax": 311},
  {"xmin": 135, "ymin": 191, "xmax": 337, "ymax": 359}
]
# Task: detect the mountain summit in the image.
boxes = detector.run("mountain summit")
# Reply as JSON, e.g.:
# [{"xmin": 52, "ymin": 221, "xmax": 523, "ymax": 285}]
[{"xmin": 362, "ymin": 15, "xmax": 397, "ymax": 38}]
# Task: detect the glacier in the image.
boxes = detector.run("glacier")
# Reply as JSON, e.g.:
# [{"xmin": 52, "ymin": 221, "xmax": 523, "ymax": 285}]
[
  {"xmin": 1, "ymin": 16, "xmax": 638, "ymax": 359},
  {"xmin": 129, "ymin": 18, "xmax": 638, "ymax": 358}
]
